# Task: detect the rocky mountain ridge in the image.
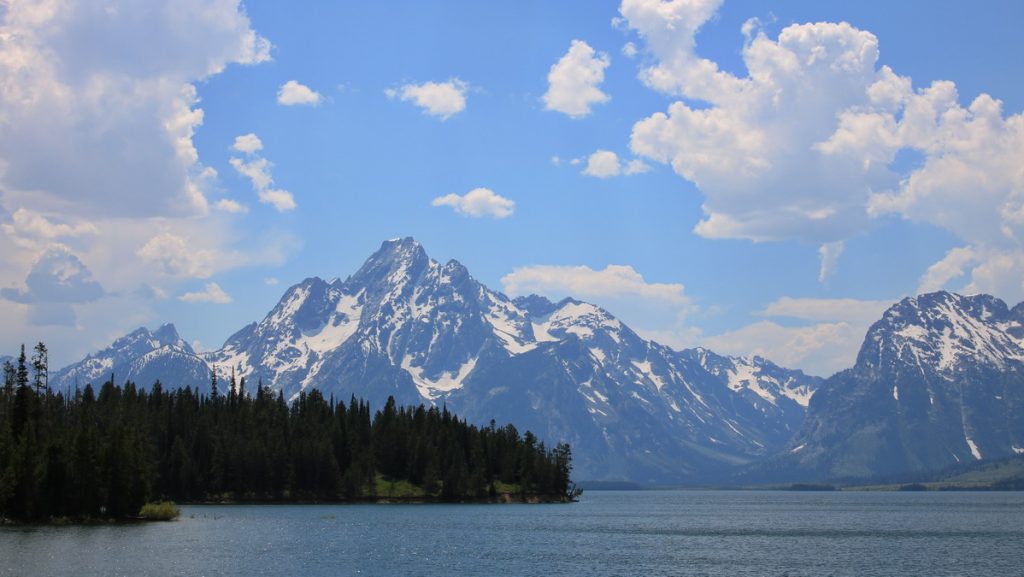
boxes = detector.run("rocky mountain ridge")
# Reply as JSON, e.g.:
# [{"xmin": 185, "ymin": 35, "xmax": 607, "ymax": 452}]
[{"xmin": 51, "ymin": 237, "xmax": 821, "ymax": 482}]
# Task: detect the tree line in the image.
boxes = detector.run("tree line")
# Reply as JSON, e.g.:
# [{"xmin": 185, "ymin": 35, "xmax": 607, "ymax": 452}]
[{"xmin": 0, "ymin": 343, "xmax": 579, "ymax": 522}]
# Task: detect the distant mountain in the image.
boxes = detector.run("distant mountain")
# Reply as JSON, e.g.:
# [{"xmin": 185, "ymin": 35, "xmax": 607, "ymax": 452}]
[
  {"xmin": 51, "ymin": 238, "xmax": 821, "ymax": 482},
  {"xmin": 51, "ymin": 324, "xmax": 208, "ymax": 391},
  {"xmin": 771, "ymin": 291, "xmax": 1024, "ymax": 481}
]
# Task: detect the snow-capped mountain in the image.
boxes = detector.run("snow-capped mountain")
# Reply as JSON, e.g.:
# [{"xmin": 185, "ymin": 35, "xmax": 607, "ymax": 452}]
[
  {"xmin": 51, "ymin": 238, "xmax": 821, "ymax": 481},
  {"xmin": 51, "ymin": 323, "xmax": 208, "ymax": 391},
  {"xmin": 775, "ymin": 291, "xmax": 1024, "ymax": 481}
]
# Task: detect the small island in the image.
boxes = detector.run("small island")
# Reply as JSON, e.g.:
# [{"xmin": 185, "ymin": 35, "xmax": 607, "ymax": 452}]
[{"xmin": 0, "ymin": 345, "xmax": 580, "ymax": 524}]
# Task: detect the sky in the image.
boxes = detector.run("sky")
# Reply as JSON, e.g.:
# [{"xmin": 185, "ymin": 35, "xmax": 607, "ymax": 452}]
[{"xmin": 0, "ymin": 0, "xmax": 1021, "ymax": 377}]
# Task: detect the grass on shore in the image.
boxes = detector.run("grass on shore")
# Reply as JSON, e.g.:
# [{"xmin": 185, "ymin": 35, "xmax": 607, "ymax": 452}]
[{"xmin": 138, "ymin": 501, "xmax": 180, "ymax": 521}]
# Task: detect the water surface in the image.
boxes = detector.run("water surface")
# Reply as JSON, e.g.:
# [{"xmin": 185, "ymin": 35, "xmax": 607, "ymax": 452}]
[{"xmin": 2, "ymin": 491, "xmax": 1022, "ymax": 576}]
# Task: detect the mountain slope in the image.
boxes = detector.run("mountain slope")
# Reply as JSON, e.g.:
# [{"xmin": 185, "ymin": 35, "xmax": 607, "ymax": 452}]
[
  {"xmin": 51, "ymin": 238, "xmax": 822, "ymax": 482},
  {"xmin": 774, "ymin": 291, "xmax": 1024, "ymax": 481},
  {"xmin": 51, "ymin": 324, "xmax": 209, "ymax": 391}
]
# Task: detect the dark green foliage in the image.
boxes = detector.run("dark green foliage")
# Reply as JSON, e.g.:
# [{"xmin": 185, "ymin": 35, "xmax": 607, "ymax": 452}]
[{"xmin": 0, "ymin": 344, "xmax": 577, "ymax": 522}]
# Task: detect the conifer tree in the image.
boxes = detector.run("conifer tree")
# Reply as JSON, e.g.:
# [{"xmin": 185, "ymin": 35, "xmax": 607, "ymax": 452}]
[
  {"xmin": 31, "ymin": 342, "xmax": 48, "ymax": 393},
  {"xmin": 16, "ymin": 345, "xmax": 29, "ymax": 390}
]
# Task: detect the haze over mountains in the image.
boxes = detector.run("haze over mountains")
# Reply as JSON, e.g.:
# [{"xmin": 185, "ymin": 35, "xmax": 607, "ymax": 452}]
[{"xmin": 48, "ymin": 239, "xmax": 1024, "ymax": 483}]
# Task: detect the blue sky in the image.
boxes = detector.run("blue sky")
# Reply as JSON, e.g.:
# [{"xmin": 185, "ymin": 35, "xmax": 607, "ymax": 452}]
[{"xmin": 0, "ymin": 0, "xmax": 1021, "ymax": 376}]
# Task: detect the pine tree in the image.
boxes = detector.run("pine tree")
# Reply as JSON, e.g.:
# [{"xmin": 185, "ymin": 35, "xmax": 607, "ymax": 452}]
[
  {"xmin": 16, "ymin": 345, "xmax": 29, "ymax": 390},
  {"xmin": 209, "ymin": 366, "xmax": 219, "ymax": 399},
  {"xmin": 31, "ymin": 342, "xmax": 48, "ymax": 394}
]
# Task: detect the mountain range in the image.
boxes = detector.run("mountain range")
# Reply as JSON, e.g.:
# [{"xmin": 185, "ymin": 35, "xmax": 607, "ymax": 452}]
[
  {"xmin": 51, "ymin": 238, "xmax": 819, "ymax": 482},
  {"xmin": 46, "ymin": 238, "xmax": 1024, "ymax": 483}
]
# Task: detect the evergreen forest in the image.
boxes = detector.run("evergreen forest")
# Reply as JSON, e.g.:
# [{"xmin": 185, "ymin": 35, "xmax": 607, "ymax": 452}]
[{"xmin": 0, "ymin": 343, "xmax": 579, "ymax": 522}]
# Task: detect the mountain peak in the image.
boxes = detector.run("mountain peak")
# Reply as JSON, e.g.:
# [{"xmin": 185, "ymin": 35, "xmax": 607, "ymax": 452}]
[
  {"xmin": 349, "ymin": 237, "xmax": 431, "ymax": 288},
  {"xmin": 379, "ymin": 236, "xmax": 423, "ymax": 255},
  {"xmin": 152, "ymin": 322, "xmax": 182, "ymax": 345}
]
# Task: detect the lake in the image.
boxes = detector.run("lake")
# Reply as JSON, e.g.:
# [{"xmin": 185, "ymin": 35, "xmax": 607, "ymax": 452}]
[{"xmin": 2, "ymin": 491, "xmax": 1022, "ymax": 576}]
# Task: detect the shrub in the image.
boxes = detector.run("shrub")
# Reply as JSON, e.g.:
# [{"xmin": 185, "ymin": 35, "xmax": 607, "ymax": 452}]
[{"xmin": 138, "ymin": 501, "xmax": 180, "ymax": 521}]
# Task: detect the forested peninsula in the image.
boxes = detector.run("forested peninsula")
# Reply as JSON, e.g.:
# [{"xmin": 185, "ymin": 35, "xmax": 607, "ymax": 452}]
[{"xmin": 0, "ymin": 344, "xmax": 580, "ymax": 523}]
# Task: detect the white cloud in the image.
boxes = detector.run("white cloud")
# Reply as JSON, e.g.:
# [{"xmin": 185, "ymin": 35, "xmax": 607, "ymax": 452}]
[
  {"xmin": 179, "ymin": 282, "xmax": 232, "ymax": 304},
  {"xmin": 228, "ymin": 136, "xmax": 297, "ymax": 213},
  {"xmin": 0, "ymin": 0, "xmax": 270, "ymax": 219},
  {"xmin": 502, "ymin": 263, "xmax": 698, "ymax": 351},
  {"xmin": 264, "ymin": 277, "xmax": 279, "ymax": 286},
  {"xmin": 277, "ymin": 80, "xmax": 323, "ymax": 106},
  {"xmin": 503, "ymin": 264, "xmax": 691, "ymax": 306},
  {"xmin": 624, "ymin": 158, "xmax": 651, "ymax": 175},
  {"xmin": 582, "ymin": 150, "xmax": 621, "ymax": 178},
  {"xmin": 707, "ymin": 296, "xmax": 895, "ymax": 376},
  {"xmin": 231, "ymin": 133, "xmax": 263, "ymax": 154},
  {"xmin": 757, "ymin": 297, "xmax": 892, "ymax": 325},
  {"xmin": 214, "ymin": 199, "xmax": 248, "ymax": 214},
  {"xmin": 917, "ymin": 246, "xmax": 977, "ymax": 294},
  {"xmin": 543, "ymin": 40, "xmax": 611, "ymax": 118},
  {"xmin": 0, "ymin": 1, "xmax": 287, "ymax": 364},
  {"xmin": 622, "ymin": 42, "xmax": 638, "ymax": 59},
  {"xmin": 230, "ymin": 157, "xmax": 273, "ymax": 190},
  {"xmin": 620, "ymin": 0, "xmax": 1024, "ymax": 300},
  {"xmin": 432, "ymin": 187, "xmax": 515, "ymax": 219},
  {"xmin": 705, "ymin": 321, "xmax": 859, "ymax": 378},
  {"xmin": 818, "ymin": 241, "xmax": 844, "ymax": 283},
  {"xmin": 258, "ymin": 189, "xmax": 297, "ymax": 213},
  {"xmin": 387, "ymin": 79, "xmax": 468, "ymax": 120},
  {"xmin": 581, "ymin": 150, "xmax": 651, "ymax": 178},
  {"xmin": 2, "ymin": 209, "xmax": 97, "ymax": 249},
  {"xmin": 137, "ymin": 233, "xmax": 221, "ymax": 279},
  {"xmin": 961, "ymin": 248, "xmax": 1024, "ymax": 300}
]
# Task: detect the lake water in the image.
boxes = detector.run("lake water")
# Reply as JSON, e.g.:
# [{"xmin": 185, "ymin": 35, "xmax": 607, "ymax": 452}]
[{"xmin": 2, "ymin": 491, "xmax": 1023, "ymax": 577}]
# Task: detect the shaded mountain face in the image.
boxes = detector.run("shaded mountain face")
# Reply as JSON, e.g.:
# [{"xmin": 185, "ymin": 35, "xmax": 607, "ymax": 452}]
[
  {"xmin": 51, "ymin": 238, "xmax": 821, "ymax": 482},
  {"xmin": 776, "ymin": 291, "xmax": 1024, "ymax": 481}
]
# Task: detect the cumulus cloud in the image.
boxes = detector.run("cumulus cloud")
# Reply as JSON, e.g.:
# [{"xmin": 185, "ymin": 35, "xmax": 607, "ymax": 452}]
[
  {"xmin": 215, "ymin": 199, "xmax": 248, "ymax": 214},
  {"xmin": 0, "ymin": 246, "xmax": 106, "ymax": 326},
  {"xmin": 622, "ymin": 42, "xmax": 638, "ymax": 58},
  {"xmin": 707, "ymin": 296, "xmax": 895, "ymax": 376},
  {"xmin": 2, "ymin": 209, "xmax": 97, "ymax": 249},
  {"xmin": 231, "ymin": 133, "xmax": 263, "ymax": 154},
  {"xmin": 705, "ymin": 321, "xmax": 858, "ymax": 378},
  {"xmin": 582, "ymin": 150, "xmax": 621, "ymax": 178},
  {"xmin": 258, "ymin": 189, "xmax": 297, "ymax": 212},
  {"xmin": 230, "ymin": 157, "xmax": 273, "ymax": 190},
  {"xmin": 624, "ymin": 159, "xmax": 651, "ymax": 175},
  {"xmin": 503, "ymin": 263, "xmax": 698, "ymax": 350},
  {"xmin": 620, "ymin": 0, "xmax": 1024, "ymax": 300},
  {"xmin": 432, "ymin": 188, "xmax": 515, "ymax": 219},
  {"xmin": 543, "ymin": 40, "xmax": 611, "ymax": 118},
  {"xmin": 137, "ymin": 233, "xmax": 221, "ymax": 278},
  {"xmin": 179, "ymin": 282, "xmax": 232, "ymax": 304},
  {"xmin": 0, "ymin": 1, "xmax": 290, "ymax": 364},
  {"xmin": 503, "ymin": 264, "xmax": 691, "ymax": 306},
  {"xmin": 277, "ymin": 80, "xmax": 323, "ymax": 105},
  {"xmin": 917, "ymin": 246, "xmax": 977, "ymax": 294},
  {"xmin": 0, "ymin": 0, "xmax": 270, "ymax": 218},
  {"xmin": 387, "ymin": 79, "xmax": 468, "ymax": 120},
  {"xmin": 229, "ymin": 134, "xmax": 297, "ymax": 212},
  {"xmin": 581, "ymin": 150, "xmax": 651, "ymax": 178}
]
